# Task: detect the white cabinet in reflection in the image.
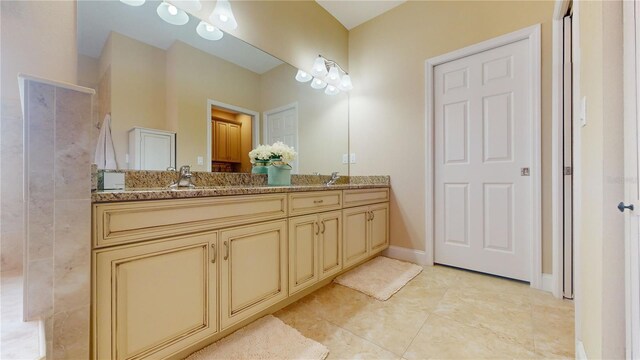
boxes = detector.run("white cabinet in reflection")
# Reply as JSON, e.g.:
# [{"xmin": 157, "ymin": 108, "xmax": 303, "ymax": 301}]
[{"xmin": 128, "ymin": 127, "xmax": 176, "ymax": 170}]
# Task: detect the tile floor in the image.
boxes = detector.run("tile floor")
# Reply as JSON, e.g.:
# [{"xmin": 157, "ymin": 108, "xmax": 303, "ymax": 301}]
[
  {"xmin": 274, "ymin": 265, "xmax": 575, "ymax": 359},
  {"xmin": 0, "ymin": 271, "xmax": 43, "ymax": 360}
]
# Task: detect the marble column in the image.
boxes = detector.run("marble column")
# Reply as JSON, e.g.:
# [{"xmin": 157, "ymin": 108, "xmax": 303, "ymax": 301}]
[{"xmin": 21, "ymin": 75, "xmax": 94, "ymax": 359}]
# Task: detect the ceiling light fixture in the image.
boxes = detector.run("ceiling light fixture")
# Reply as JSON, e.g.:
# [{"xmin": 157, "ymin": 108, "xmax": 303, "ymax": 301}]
[
  {"xmin": 296, "ymin": 55, "xmax": 352, "ymax": 95},
  {"xmin": 120, "ymin": 0, "xmax": 146, "ymax": 6},
  {"xmin": 157, "ymin": 2, "xmax": 189, "ymax": 25},
  {"xmin": 196, "ymin": 21, "xmax": 224, "ymax": 41},
  {"xmin": 210, "ymin": 0, "xmax": 238, "ymax": 30}
]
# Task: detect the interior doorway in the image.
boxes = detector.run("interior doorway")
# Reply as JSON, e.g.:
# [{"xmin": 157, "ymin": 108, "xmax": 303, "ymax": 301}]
[
  {"xmin": 263, "ymin": 103, "xmax": 299, "ymax": 173},
  {"xmin": 427, "ymin": 25, "xmax": 542, "ymax": 284}
]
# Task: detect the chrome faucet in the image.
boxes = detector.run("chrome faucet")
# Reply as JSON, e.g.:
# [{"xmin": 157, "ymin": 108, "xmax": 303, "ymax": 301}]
[
  {"xmin": 325, "ymin": 172, "xmax": 340, "ymax": 186},
  {"xmin": 169, "ymin": 165, "xmax": 195, "ymax": 189}
]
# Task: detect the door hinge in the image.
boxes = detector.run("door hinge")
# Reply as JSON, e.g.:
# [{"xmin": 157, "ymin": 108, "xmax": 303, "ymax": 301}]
[
  {"xmin": 564, "ymin": 166, "xmax": 573, "ymax": 175},
  {"xmin": 521, "ymin": 167, "xmax": 530, "ymax": 176}
]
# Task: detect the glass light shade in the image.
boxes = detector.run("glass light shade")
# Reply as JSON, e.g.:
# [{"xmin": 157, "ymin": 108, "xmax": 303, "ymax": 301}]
[
  {"xmin": 327, "ymin": 66, "xmax": 341, "ymax": 84},
  {"xmin": 157, "ymin": 2, "xmax": 189, "ymax": 25},
  {"xmin": 310, "ymin": 78, "xmax": 327, "ymax": 90},
  {"xmin": 120, "ymin": 0, "xmax": 145, "ymax": 6},
  {"xmin": 324, "ymin": 85, "xmax": 340, "ymax": 96},
  {"xmin": 196, "ymin": 21, "xmax": 224, "ymax": 40},
  {"xmin": 338, "ymin": 74, "xmax": 353, "ymax": 91},
  {"xmin": 311, "ymin": 56, "xmax": 328, "ymax": 77},
  {"xmin": 210, "ymin": 0, "xmax": 238, "ymax": 30},
  {"xmin": 295, "ymin": 70, "xmax": 312, "ymax": 83},
  {"xmin": 173, "ymin": 0, "xmax": 201, "ymax": 12}
]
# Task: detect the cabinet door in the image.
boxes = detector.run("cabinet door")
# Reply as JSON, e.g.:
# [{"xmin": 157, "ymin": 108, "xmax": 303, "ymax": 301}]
[
  {"xmin": 369, "ymin": 203, "xmax": 390, "ymax": 253},
  {"xmin": 227, "ymin": 123, "xmax": 242, "ymax": 163},
  {"xmin": 343, "ymin": 206, "xmax": 369, "ymax": 268},
  {"xmin": 288, "ymin": 215, "xmax": 319, "ymax": 295},
  {"xmin": 94, "ymin": 232, "xmax": 218, "ymax": 360},
  {"xmin": 219, "ymin": 220, "xmax": 287, "ymax": 330},
  {"xmin": 139, "ymin": 131, "xmax": 175, "ymax": 171},
  {"xmin": 318, "ymin": 210, "xmax": 342, "ymax": 280},
  {"xmin": 214, "ymin": 121, "xmax": 228, "ymax": 161}
]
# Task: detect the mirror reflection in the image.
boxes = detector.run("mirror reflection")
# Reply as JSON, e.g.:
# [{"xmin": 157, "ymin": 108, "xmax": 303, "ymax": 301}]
[{"xmin": 77, "ymin": 0, "xmax": 349, "ymax": 174}]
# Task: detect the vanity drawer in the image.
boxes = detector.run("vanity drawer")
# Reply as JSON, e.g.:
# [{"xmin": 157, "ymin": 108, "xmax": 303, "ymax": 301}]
[
  {"xmin": 93, "ymin": 194, "xmax": 287, "ymax": 248},
  {"xmin": 343, "ymin": 188, "xmax": 390, "ymax": 208},
  {"xmin": 288, "ymin": 191, "xmax": 342, "ymax": 216}
]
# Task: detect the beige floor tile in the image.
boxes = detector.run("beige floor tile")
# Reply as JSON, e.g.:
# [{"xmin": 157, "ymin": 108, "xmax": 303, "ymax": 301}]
[
  {"xmin": 404, "ymin": 314, "xmax": 538, "ymax": 360},
  {"xmin": 275, "ymin": 301, "xmax": 397, "ymax": 360},
  {"xmin": 275, "ymin": 264, "xmax": 573, "ymax": 360},
  {"xmin": 532, "ymin": 304, "xmax": 575, "ymax": 359},
  {"xmin": 434, "ymin": 286, "xmax": 535, "ymax": 351}
]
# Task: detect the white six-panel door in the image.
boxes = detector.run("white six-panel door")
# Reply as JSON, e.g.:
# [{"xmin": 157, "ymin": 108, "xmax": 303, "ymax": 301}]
[
  {"xmin": 264, "ymin": 104, "xmax": 299, "ymax": 173},
  {"xmin": 434, "ymin": 39, "xmax": 532, "ymax": 281}
]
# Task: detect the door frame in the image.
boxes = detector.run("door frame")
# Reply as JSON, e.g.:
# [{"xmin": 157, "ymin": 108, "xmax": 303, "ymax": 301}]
[
  {"xmin": 206, "ymin": 99, "xmax": 260, "ymax": 172},
  {"xmin": 551, "ymin": 0, "xmax": 573, "ymax": 299},
  {"xmin": 263, "ymin": 102, "xmax": 299, "ymax": 172},
  {"xmin": 623, "ymin": 1, "xmax": 640, "ymax": 357},
  {"xmin": 424, "ymin": 24, "xmax": 542, "ymax": 289}
]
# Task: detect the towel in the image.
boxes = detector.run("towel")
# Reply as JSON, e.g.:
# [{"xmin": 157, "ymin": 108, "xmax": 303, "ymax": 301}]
[{"xmin": 94, "ymin": 113, "xmax": 118, "ymax": 169}]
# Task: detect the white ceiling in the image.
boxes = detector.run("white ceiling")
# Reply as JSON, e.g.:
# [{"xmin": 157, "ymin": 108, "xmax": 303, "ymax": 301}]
[
  {"xmin": 315, "ymin": 0, "xmax": 406, "ymax": 30},
  {"xmin": 77, "ymin": 0, "xmax": 283, "ymax": 74}
]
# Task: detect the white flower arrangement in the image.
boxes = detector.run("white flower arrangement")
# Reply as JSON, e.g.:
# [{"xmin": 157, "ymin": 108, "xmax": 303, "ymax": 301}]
[
  {"xmin": 248, "ymin": 142, "xmax": 297, "ymax": 165},
  {"xmin": 248, "ymin": 144, "xmax": 273, "ymax": 164},
  {"xmin": 270, "ymin": 141, "xmax": 297, "ymax": 164}
]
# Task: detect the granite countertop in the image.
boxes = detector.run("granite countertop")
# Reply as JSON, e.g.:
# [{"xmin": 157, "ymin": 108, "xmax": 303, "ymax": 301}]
[{"xmin": 92, "ymin": 183, "xmax": 390, "ymax": 203}]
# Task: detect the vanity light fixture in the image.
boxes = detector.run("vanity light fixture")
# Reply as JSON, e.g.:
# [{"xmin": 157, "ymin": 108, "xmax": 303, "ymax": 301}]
[
  {"xmin": 157, "ymin": 1, "xmax": 189, "ymax": 25},
  {"xmin": 173, "ymin": 0, "xmax": 202, "ymax": 12},
  {"xmin": 297, "ymin": 55, "xmax": 352, "ymax": 95},
  {"xmin": 196, "ymin": 21, "xmax": 224, "ymax": 41},
  {"xmin": 310, "ymin": 78, "xmax": 327, "ymax": 90},
  {"xmin": 324, "ymin": 84, "xmax": 340, "ymax": 96},
  {"xmin": 120, "ymin": 0, "xmax": 146, "ymax": 6},
  {"xmin": 295, "ymin": 70, "xmax": 313, "ymax": 83},
  {"xmin": 210, "ymin": 0, "xmax": 238, "ymax": 30},
  {"xmin": 311, "ymin": 56, "xmax": 329, "ymax": 77}
]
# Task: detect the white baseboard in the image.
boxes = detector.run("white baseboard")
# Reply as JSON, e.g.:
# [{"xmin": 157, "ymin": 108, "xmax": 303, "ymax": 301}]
[
  {"xmin": 576, "ymin": 340, "xmax": 588, "ymax": 360},
  {"xmin": 541, "ymin": 273, "xmax": 554, "ymax": 293},
  {"xmin": 383, "ymin": 246, "xmax": 429, "ymax": 265}
]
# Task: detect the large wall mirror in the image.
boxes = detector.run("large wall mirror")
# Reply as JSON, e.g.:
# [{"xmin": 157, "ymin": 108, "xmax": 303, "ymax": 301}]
[{"xmin": 77, "ymin": 0, "xmax": 349, "ymax": 175}]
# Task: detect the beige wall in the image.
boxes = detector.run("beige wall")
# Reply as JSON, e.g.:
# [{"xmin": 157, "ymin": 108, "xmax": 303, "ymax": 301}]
[
  {"xmin": 259, "ymin": 64, "xmax": 349, "ymax": 175},
  {"xmin": 576, "ymin": 0, "xmax": 626, "ymax": 358},
  {"xmin": 105, "ymin": 32, "xmax": 168, "ymax": 169},
  {"xmin": 183, "ymin": 0, "xmax": 348, "ymax": 72},
  {"xmin": 348, "ymin": 1, "xmax": 555, "ymax": 273},
  {"xmin": 1, "ymin": 0, "xmax": 78, "ymax": 272}
]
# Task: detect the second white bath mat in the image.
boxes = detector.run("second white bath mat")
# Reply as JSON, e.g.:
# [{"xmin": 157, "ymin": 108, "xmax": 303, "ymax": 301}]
[
  {"xmin": 185, "ymin": 315, "xmax": 328, "ymax": 360},
  {"xmin": 334, "ymin": 256, "xmax": 423, "ymax": 301}
]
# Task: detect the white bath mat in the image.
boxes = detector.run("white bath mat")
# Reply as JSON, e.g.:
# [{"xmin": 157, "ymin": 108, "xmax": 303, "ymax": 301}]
[
  {"xmin": 185, "ymin": 315, "xmax": 329, "ymax": 360},
  {"xmin": 334, "ymin": 256, "xmax": 423, "ymax": 301}
]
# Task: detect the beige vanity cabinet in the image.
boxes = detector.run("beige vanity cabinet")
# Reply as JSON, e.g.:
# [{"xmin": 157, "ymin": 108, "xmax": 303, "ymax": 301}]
[
  {"xmin": 93, "ymin": 231, "xmax": 218, "ymax": 360},
  {"xmin": 288, "ymin": 210, "xmax": 342, "ymax": 295},
  {"xmin": 343, "ymin": 202, "xmax": 390, "ymax": 268},
  {"xmin": 219, "ymin": 220, "xmax": 288, "ymax": 330}
]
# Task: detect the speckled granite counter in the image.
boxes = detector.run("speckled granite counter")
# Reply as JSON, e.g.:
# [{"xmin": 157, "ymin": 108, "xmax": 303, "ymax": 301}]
[{"xmin": 92, "ymin": 182, "xmax": 390, "ymax": 203}]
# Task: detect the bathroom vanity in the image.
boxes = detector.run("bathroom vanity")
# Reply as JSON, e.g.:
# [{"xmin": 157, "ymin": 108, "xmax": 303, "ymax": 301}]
[{"xmin": 91, "ymin": 184, "xmax": 389, "ymax": 359}]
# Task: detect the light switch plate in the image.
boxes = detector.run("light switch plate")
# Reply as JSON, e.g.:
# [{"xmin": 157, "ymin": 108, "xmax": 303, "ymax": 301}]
[
  {"xmin": 350, "ymin": 153, "xmax": 356, "ymax": 164},
  {"xmin": 342, "ymin": 154, "xmax": 348, "ymax": 164},
  {"xmin": 197, "ymin": 156, "xmax": 204, "ymax": 165}
]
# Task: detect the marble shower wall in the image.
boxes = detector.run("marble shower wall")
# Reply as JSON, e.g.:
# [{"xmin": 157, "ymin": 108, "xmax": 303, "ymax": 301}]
[
  {"xmin": 21, "ymin": 76, "xmax": 94, "ymax": 359},
  {"xmin": 0, "ymin": 97, "xmax": 24, "ymax": 272}
]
